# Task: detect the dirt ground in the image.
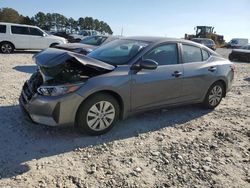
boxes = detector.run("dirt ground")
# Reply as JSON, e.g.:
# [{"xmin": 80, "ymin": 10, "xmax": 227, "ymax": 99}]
[{"xmin": 0, "ymin": 49, "xmax": 249, "ymax": 188}]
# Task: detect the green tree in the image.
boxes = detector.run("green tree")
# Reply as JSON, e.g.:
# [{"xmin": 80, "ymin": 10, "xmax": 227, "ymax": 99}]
[
  {"xmin": 84, "ymin": 17, "xmax": 94, "ymax": 30},
  {"xmin": 0, "ymin": 7, "xmax": 113, "ymax": 34},
  {"xmin": 0, "ymin": 8, "xmax": 21, "ymax": 23},
  {"xmin": 33, "ymin": 12, "xmax": 47, "ymax": 29},
  {"xmin": 78, "ymin": 17, "xmax": 85, "ymax": 30},
  {"xmin": 68, "ymin": 17, "xmax": 78, "ymax": 31},
  {"xmin": 45, "ymin": 13, "xmax": 53, "ymax": 29},
  {"xmin": 93, "ymin": 19, "xmax": 100, "ymax": 30},
  {"xmin": 20, "ymin": 16, "xmax": 34, "ymax": 25}
]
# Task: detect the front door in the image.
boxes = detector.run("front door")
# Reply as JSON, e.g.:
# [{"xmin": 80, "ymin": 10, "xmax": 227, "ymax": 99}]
[
  {"xmin": 131, "ymin": 43, "xmax": 184, "ymax": 111},
  {"xmin": 28, "ymin": 27, "xmax": 47, "ymax": 49}
]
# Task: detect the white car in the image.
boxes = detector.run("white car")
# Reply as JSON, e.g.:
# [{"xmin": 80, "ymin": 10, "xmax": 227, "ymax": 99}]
[
  {"xmin": 228, "ymin": 38, "xmax": 249, "ymax": 48},
  {"xmin": 0, "ymin": 22, "xmax": 67, "ymax": 53}
]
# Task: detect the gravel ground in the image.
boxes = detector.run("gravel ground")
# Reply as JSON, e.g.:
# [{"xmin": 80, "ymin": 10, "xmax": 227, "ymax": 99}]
[{"xmin": 0, "ymin": 49, "xmax": 249, "ymax": 187}]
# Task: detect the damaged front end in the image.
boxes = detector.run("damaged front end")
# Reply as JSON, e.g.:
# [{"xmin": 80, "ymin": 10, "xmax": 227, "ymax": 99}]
[
  {"xmin": 29, "ymin": 48, "xmax": 115, "ymax": 97},
  {"xmin": 19, "ymin": 48, "xmax": 115, "ymax": 126}
]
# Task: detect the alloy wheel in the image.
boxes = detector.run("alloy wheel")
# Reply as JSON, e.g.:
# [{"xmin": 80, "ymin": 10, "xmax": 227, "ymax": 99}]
[
  {"xmin": 86, "ymin": 101, "xmax": 115, "ymax": 131},
  {"xmin": 1, "ymin": 43, "xmax": 13, "ymax": 53},
  {"xmin": 208, "ymin": 85, "xmax": 223, "ymax": 106}
]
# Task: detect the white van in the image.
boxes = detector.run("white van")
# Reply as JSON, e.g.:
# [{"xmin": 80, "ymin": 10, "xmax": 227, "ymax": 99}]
[
  {"xmin": 0, "ymin": 22, "xmax": 67, "ymax": 53},
  {"xmin": 228, "ymin": 38, "xmax": 249, "ymax": 48}
]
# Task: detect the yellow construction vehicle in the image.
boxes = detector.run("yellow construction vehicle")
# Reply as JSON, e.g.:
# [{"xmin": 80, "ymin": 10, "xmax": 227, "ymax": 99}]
[{"xmin": 185, "ymin": 26, "xmax": 225, "ymax": 47}]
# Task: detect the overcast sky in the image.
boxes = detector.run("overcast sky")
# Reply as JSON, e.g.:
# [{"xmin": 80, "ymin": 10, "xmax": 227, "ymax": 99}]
[{"xmin": 1, "ymin": 0, "xmax": 250, "ymax": 41}]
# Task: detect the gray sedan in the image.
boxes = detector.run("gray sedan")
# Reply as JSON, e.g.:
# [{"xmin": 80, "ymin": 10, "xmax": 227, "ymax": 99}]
[{"xmin": 20, "ymin": 37, "xmax": 235, "ymax": 135}]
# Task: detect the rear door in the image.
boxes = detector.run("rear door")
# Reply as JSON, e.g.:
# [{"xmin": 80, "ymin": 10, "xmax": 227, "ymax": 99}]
[
  {"xmin": 181, "ymin": 44, "xmax": 217, "ymax": 101},
  {"xmin": 131, "ymin": 43, "xmax": 184, "ymax": 111},
  {"xmin": 10, "ymin": 25, "xmax": 31, "ymax": 49}
]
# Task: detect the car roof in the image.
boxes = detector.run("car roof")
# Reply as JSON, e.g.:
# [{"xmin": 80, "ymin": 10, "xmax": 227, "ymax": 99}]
[
  {"xmin": 121, "ymin": 36, "xmax": 220, "ymax": 56},
  {"xmin": 123, "ymin": 36, "xmax": 180, "ymax": 43},
  {"xmin": 91, "ymin": 35, "xmax": 120, "ymax": 39},
  {"xmin": 122, "ymin": 36, "xmax": 204, "ymax": 45},
  {"xmin": 0, "ymin": 22, "xmax": 38, "ymax": 28}
]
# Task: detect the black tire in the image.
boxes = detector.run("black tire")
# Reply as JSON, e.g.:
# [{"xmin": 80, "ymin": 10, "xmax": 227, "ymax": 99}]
[
  {"xmin": 76, "ymin": 93, "xmax": 120, "ymax": 135},
  {"xmin": 203, "ymin": 82, "xmax": 225, "ymax": 109},
  {"xmin": 0, "ymin": 42, "xmax": 14, "ymax": 54}
]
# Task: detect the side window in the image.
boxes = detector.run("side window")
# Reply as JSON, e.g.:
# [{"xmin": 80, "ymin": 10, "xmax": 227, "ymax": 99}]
[
  {"xmin": 0, "ymin": 25, "xmax": 6, "ymax": 33},
  {"xmin": 29, "ymin": 28, "xmax": 43, "ymax": 36},
  {"xmin": 202, "ymin": 49, "xmax": 210, "ymax": 61},
  {"xmin": 144, "ymin": 44, "xmax": 178, "ymax": 65},
  {"xmin": 182, "ymin": 44, "xmax": 202, "ymax": 63},
  {"xmin": 11, "ymin": 26, "xmax": 29, "ymax": 35}
]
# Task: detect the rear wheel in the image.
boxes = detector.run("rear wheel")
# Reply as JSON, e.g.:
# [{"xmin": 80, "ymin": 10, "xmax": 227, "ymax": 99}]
[
  {"xmin": 0, "ymin": 42, "xmax": 14, "ymax": 54},
  {"xmin": 203, "ymin": 82, "xmax": 225, "ymax": 109},
  {"xmin": 76, "ymin": 94, "xmax": 120, "ymax": 135}
]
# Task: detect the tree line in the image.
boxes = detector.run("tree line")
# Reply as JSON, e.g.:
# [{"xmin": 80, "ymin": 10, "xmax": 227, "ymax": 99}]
[{"xmin": 0, "ymin": 7, "xmax": 113, "ymax": 34}]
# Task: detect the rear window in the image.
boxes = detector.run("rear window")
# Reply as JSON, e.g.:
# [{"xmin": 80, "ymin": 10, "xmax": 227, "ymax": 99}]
[
  {"xmin": 202, "ymin": 49, "xmax": 210, "ymax": 61},
  {"xmin": 182, "ymin": 44, "xmax": 202, "ymax": 63},
  {"xmin": 11, "ymin": 26, "xmax": 29, "ymax": 35},
  {"xmin": 0, "ymin": 25, "xmax": 6, "ymax": 33}
]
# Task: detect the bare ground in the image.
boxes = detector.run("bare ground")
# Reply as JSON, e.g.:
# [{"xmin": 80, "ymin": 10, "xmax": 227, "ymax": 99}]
[{"xmin": 0, "ymin": 49, "xmax": 249, "ymax": 188}]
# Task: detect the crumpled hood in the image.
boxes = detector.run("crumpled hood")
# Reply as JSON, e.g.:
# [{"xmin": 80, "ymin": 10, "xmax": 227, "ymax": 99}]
[
  {"xmin": 33, "ymin": 48, "xmax": 115, "ymax": 70},
  {"xmin": 54, "ymin": 43, "xmax": 97, "ymax": 51}
]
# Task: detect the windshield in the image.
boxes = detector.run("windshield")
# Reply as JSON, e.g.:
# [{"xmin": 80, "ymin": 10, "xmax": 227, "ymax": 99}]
[
  {"xmin": 231, "ymin": 40, "xmax": 238, "ymax": 44},
  {"xmin": 87, "ymin": 39, "xmax": 149, "ymax": 65},
  {"xmin": 80, "ymin": 36, "xmax": 107, "ymax": 46}
]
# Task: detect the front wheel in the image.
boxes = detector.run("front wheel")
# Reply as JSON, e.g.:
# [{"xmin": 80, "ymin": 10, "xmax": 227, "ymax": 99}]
[
  {"xmin": 76, "ymin": 94, "xmax": 120, "ymax": 135},
  {"xmin": 203, "ymin": 82, "xmax": 225, "ymax": 109}
]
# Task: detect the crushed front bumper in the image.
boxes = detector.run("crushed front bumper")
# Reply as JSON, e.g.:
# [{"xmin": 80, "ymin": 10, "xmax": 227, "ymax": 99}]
[{"xmin": 19, "ymin": 82, "xmax": 84, "ymax": 127}]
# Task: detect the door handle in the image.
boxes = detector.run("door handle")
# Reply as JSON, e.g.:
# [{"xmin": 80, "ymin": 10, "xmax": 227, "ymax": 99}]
[
  {"xmin": 208, "ymin": 66, "xmax": 217, "ymax": 72},
  {"xmin": 172, "ymin": 71, "xmax": 183, "ymax": 77}
]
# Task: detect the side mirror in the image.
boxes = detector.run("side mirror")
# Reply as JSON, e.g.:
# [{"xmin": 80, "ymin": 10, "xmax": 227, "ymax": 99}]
[
  {"xmin": 42, "ymin": 33, "xmax": 46, "ymax": 37},
  {"xmin": 131, "ymin": 59, "xmax": 158, "ymax": 71},
  {"xmin": 139, "ymin": 59, "xmax": 158, "ymax": 70}
]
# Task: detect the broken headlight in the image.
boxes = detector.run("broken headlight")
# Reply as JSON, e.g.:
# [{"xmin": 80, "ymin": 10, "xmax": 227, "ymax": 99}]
[{"xmin": 37, "ymin": 83, "xmax": 84, "ymax": 96}]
